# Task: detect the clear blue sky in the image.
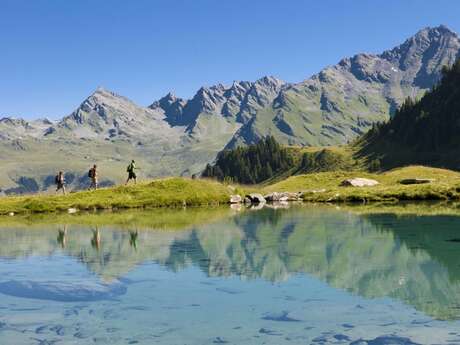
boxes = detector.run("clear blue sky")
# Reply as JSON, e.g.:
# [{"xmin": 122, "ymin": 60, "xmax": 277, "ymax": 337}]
[{"xmin": 1, "ymin": 0, "xmax": 460, "ymax": 119}]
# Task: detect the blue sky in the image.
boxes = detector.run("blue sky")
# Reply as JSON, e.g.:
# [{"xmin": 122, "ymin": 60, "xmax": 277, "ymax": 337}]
[{"xmin": 2, "ymin": 0, "xmax": 460, "ymax": 119}]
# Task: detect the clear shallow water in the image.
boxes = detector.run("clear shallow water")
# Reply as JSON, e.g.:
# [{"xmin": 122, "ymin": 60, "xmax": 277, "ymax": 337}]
[{"xmin": 1, "ymin": 205, "xmax": 460, "ymax": 344}]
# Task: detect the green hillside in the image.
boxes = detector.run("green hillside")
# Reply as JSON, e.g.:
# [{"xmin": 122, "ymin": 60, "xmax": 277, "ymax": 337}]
[
  {"xmin": 202, "ymin": 136, "xmax": 359, "ymax": 184},
  {"xmin": 356, "ymin": 59, "xmax": 460, "ymax": 170}
]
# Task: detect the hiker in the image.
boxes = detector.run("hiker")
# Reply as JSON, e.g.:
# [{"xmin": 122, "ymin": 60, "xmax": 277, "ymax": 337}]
[
  {"xmin": 88, "ymin": 164, "xmax": 98, "ymax": 190},
  {"xmin": 55, "ymin": 171, "xmax": 66, "ymax": 195},
  {"xmin": 125, "ymin": 160, "xmax": 138, "ymax": 185}
]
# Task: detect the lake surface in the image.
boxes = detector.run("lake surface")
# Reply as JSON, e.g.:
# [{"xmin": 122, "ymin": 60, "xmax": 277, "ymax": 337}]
[{"xmin": 1, "ymin": 204, "xmax": 460, "ymax": 344}]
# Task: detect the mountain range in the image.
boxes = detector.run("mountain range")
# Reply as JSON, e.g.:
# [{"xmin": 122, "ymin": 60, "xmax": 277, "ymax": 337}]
[{"xmin": 1, "ymin": 25, "xmax": 459, "ymax": 193}]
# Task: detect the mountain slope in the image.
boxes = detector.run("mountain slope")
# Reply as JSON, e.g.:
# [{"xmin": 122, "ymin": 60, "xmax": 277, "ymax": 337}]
[
  {"xmin": 0, "ymin": 25, "xmax": 459, "ymax": 193},
  {"xmin": 235, "ymin": 25, "xmax": 460, "ymax": 147},
  {"xmin": 356, "ymin": 57, "xmax": 460, "ymax": 170}
]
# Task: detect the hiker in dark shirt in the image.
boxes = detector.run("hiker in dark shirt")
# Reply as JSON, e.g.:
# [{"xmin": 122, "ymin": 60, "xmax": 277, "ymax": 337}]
[
  {"xmin": 88, "ymin": 165, "xmax": 98, "ymax": 190},
  {"xmin": 125, "ymin": 160, "xmax": 138, "ymax": 185},
  {"xmin": 55, "ymin": 171, "xmax": 66, "ymax": 195}
]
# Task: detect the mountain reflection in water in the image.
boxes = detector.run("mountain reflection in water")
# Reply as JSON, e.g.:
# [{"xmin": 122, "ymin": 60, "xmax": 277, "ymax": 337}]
[{"xmin": 1, "ymin": 205, "xmax": 460, "ymax": 320}]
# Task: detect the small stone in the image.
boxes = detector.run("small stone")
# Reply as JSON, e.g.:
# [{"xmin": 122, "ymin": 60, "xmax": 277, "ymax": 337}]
[
  {"xmin": 229, "ymin": 194, "xmax": 242, "ymax": 204},
  {"xmin": 67, "ymin": 208, "xmax": 78, "ymax": 214},
  {"xmin": 8, "ymin": 212, "xmax": 14, "ymax": 216}
]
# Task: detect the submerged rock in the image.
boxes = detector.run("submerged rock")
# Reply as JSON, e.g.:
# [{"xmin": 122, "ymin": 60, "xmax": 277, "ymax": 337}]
[
  {"xmin": 350, "ymin": 335, "xmax": 421, "ymax": 345},
  {"xmin": 340, "ymin": 178, "xmax": 379, "ymax": 187},
  {"xmin": 0, "ymin": 280, "xmax": 127, "ymax": 302},
  {"xmin": 261, "ymin": 311, "xmax": 301, "ymax": 322}
]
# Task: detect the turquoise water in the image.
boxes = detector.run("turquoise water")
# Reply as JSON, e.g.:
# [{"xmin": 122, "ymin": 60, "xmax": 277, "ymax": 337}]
[{"xmin": 1, "ymin": 205, "xmax": 460, "ymax": 344}]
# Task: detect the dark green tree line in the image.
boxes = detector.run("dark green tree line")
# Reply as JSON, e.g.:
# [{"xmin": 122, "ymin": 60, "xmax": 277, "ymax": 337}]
[{"xmin": 202, "ymin": 136, "xmax": 294, "ymax": 184}]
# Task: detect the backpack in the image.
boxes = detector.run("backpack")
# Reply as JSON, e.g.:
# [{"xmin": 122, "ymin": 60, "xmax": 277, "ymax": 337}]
[
  {"xmin": 55, "ymin": 175, "xmax": 60, "ymax": 184},
  {"xmin": 127, "ymin": 164, "xmax": 133, "ymax": 173},
  {"xmin": 88, "ymin": 169, "xmax": 93, "ymax": 178}
]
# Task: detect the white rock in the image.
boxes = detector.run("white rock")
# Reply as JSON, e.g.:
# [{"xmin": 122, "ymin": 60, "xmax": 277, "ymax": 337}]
[
  {"xmin": 230, "ymin": 194, "xmax": 242, "ymax": 204},
  {"xmin": 67, "ymin": 208, "xmax": 78, "ymax": 214},
  {"xmin": 340, "ymin": 178, "xmax": 379, "ymax": 187}
]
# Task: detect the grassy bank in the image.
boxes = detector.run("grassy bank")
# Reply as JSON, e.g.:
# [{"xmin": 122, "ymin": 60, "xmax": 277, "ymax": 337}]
[
  {"xmin": 0, "ymin": 177, "xmax": 237, "ymax": 215},
  {"xmin": 1, "ymin": 166, "xmax": 460, "ymax": 215},
  {"xmin": 266, "ymin": 166, "xmax": 460, "ymax": 202}
]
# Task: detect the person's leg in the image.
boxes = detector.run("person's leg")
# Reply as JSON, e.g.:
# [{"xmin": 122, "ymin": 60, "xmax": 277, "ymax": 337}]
[{"xmin": 62, "ymin": 185, "xmax": 66, "ymax": 195}]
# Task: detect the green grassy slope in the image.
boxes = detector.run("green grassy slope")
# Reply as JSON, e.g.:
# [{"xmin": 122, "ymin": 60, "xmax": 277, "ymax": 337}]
[
  {"xmin": 265, "ymin": 166, "xmax": 460, "ymax": 202},
  {"xmin": 0, "ymin": 178, "xmax": 235, "ymax": 215},
  {"xmin": 1, "ymin": 166, "xmax": 460, "ymax": 215},
  {"xmin": 354, "ymin": 59, "xmax": 460, "ymax": 171}
]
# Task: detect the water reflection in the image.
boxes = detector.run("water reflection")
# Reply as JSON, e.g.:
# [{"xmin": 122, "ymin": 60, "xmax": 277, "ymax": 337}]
[{"xmin": 1, "ymin": 205, "xmax": 460, "ymax": 321}]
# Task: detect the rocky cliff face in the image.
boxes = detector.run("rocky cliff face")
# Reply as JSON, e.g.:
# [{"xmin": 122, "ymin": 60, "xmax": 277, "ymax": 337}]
[
  {"xmin": 0, "ymin": 26, "xmax": 459, "ymax": 192},
  {"xmin": 234, "ymin": 25, "xmax": 460, "ymax": 147}
]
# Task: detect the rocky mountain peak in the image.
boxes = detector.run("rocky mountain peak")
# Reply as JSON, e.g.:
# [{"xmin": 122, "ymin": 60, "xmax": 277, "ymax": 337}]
[
  {"xmin": 189, "ymin": 85, "xmax": 226, "ymax": 114},
  {"xmin": 224, "ymin": 81, "xmax": 252, "ymax": 100},
  {"xmin": 381, "ymin": 25, "xmax": 460, "ymax": 75},
  {"xmin": 255, "ymin": 76, "xmax": 285, "ymax": 90},
  {"xmin": 417, "ymin": 25, "xmax": 457, "ymax": 39},
  {"xmin": 150, "ymin": 92, "xmax": 186, "ymax": 126}
]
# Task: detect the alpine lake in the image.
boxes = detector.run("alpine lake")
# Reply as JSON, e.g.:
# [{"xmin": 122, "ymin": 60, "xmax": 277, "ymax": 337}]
[{"xmin": 1, "ymin": 203, "xmax": 460, "ymax": 345}]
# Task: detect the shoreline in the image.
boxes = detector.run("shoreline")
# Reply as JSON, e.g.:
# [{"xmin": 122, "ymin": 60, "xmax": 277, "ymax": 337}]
[{"xmin": 0, "ymin": 165, "xmax": 460, "ymax": 216}]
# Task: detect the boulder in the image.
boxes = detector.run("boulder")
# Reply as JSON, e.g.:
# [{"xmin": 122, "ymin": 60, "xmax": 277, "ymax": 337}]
[
  {"xmin": 264, "ymin": 192, "xmax": 286, "ymax": 202},
  {"xmin": 246, "ymin": 193, "xmax": 266, "ymax": 204},
  {"xmin": 229, "ymin": 194, "xmax": 242, "ymax": 204},
  {"xmin": 340, "ymin": 178, "xmax": 379, "ymax": 187},
  {"xmin": 264, "ymin": 192, "xmax": 302, "ymax": 202},
  {"xmin": 399, "ymin": 178, "xmax": 434, "ymax": 185},
  {"xmin": 284, "ymin": 192, "xmax": 302, "ymax": 201}
]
